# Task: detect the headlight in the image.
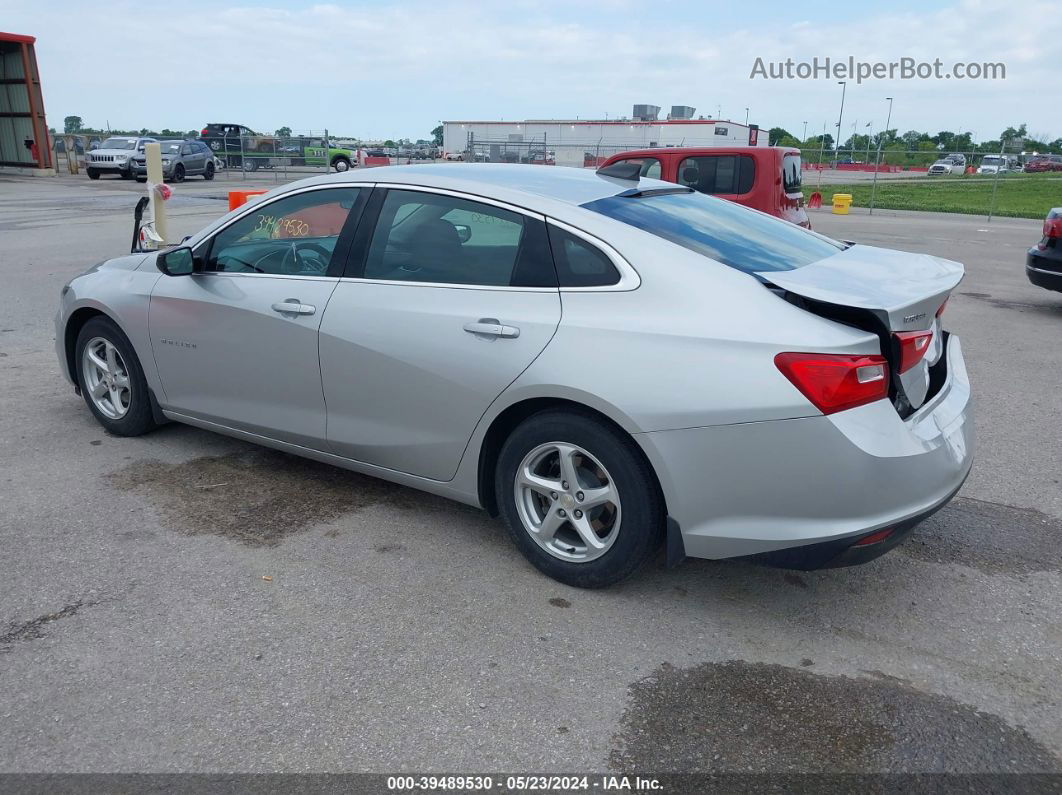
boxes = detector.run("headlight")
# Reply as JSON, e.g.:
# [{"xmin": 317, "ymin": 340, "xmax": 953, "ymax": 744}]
[{"xmin": 161, "ymin": 159, "xmax": 171, "ymax": 165}]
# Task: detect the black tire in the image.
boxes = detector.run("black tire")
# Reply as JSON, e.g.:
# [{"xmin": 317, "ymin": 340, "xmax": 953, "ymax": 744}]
[
  {"xmin": 121, "ymin": 168, "xmax": 133, "ymax": 180},
  {"xmin": 204, "ymin": 161, "xmax": 215, "ymax": 180},
  {"xmin": 172, "ymin": 163, "xmax": 185, "ymax": 183},
  {"xmin": 495, "ymin": 409, "xmax": 664, "ymax": 588},
  {"xmin": 135, "ymin": 176, "xmax": 147, "ymax": 183},
  {"xmin": 332, "ymin": 156, "xmax": 351, "ymax": 172},
  {"xmin": 74, "ymin": 316, "xmax": 157, "ymax": 437},
  {"xmin": 87, "ymin": 168, "xmax": 100, "ymax": 180},
  {"xmin": 242, "ymin": 157, "xmax": 258, "ymax": 172}
]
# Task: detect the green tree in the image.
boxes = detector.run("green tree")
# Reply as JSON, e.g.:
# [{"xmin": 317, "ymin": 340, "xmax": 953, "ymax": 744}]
[
  {"xmin": 384, "ymin": 139, "xmax": 396, "ymax": 148},
  {"xmin": 63, "ymin": 115, "xmax": 83, "ymax": 133},
  {"xmin": 275, "ymin": 126, "xmax": 292, "ymax": 137},
  {"xmin": 768, "ymin": 126, "xmax": 792, "ymax": 145},
  {"xmin": 431, "ymin": 125, "xmax": 443, "ymax": 146}
]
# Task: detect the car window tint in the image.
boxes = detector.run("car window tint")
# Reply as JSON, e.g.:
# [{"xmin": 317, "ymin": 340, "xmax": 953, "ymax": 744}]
[
  {"xmin": 363, "ymin": 190, "xmax": 528, "ymax": 286},
  {"xmin": 616, "ymin": 157, "xmax": 661, "ymax": 179},
  {"xmin": 547, "ymin": 225, "xmax": 620, "ymax": 287},
  {"xmin": 677, "ymin": 155, "xmax": 755, "ymax": 195},
  {"xmin": 206, "ymin": 188, "xmax": 360, "ymax": 276},
  {"xmin": 583, "ymin": 190, "xmax": 842, "ymax": 275}
]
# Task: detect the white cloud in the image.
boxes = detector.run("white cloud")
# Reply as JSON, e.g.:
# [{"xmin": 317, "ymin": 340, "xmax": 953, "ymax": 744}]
[{"xmin": 3, "ymin": 0, "xmax": 1058, "ymax": 141}]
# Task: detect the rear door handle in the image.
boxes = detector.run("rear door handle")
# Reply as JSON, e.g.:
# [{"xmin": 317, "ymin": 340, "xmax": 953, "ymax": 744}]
[
  {"xmin": 271, "ymin": 300, "xmax": 316, "ymax": 316},
  {"xmin": 463, "ymin": 318, "xmax": 520, "ymax": 339}
]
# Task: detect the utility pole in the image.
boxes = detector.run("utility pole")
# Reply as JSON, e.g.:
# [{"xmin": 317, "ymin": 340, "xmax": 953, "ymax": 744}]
[
  {"xmin": 869, "ymin": 96, "xmax": 893, "ymax": 215},
  {"xmin": 745, "ymin": 107, "xmax": 749, "ymax": 125},
  {"xmin": 834, "ymin": 81, "xmax": 846, "ymax": 169},
  {"xmin": 802, "ymin": 121, "xmax": 808, "ymax": 142}
]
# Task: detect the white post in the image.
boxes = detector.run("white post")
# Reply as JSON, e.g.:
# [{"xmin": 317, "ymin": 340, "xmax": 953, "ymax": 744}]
[{"xmin": 144, "ymin": 142, "xmax": 168, "ymax": 244}]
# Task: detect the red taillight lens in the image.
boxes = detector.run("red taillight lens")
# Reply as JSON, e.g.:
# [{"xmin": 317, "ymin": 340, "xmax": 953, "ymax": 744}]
[
  {"xmin": 774, "ymin": 352, "xmax": 889, "ymax": 415},
  {"xmin": 200, "ymin": 128, "xmax": 209, "ymax": 137},
  {"xmin": 854, "ymin": 527, "xmax": 894, "ymax": 546},
  {"xmin": 894, "ymin": 330, "xmax": 933, "ymax": 374},
  {"xmin": 1044, "ymin": 217, "xmax": 1062, "ymax": 239}
]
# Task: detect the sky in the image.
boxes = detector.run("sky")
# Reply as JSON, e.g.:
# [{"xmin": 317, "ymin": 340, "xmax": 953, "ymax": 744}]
[{"xmin": 3, "ymin": 0, "xmax": 1060, "ymax": 143}]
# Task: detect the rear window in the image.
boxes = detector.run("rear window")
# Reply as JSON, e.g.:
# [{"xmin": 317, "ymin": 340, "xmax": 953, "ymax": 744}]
[
  {"xmin": 677, "ymin": 155, "xmax": 755, "ymax": 195},
  {"xmin": 782, "ymin": 153, "xmax": 802, "ymax": 192},
  {"xmin": 582, "ymin": 190, "xmax": 842, "ymax": 275}
]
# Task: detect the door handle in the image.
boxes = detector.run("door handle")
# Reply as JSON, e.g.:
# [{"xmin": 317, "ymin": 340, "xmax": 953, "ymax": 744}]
[
  {"xmin": 463, "ymin": 318, "xmax": 520, "ymax": 339},
  {"xmin": 271, "ymin": 300, "xmax": 316, "ymax": 316}
]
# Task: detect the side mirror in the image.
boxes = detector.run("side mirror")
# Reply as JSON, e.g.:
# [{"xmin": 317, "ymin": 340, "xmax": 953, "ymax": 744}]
[
  {"xmin": 454, "ymin": 224, "xmax": 472, "ymax": 244},
  {"xmin": 157, "ymin": 246, "xmax": 197, "ymax": 276}
]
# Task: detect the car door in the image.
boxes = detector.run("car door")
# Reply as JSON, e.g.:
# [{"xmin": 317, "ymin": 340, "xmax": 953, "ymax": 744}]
[
  {"xmin": 149, "ymin": 185, "xmax": 367, "ymax": 448},
  {"xmin": 319, "ymin": 186, "xmax": 562, "ymax": 481}
]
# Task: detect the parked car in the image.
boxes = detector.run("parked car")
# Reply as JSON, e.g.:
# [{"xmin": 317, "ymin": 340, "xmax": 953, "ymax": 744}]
[
  {"xmin": 1023, "ymin": 155, "xmax": 1062, "ymax": 173},
  {"xmin": 928, "ymin": 154, "xmax": 967, "ymax": 175},
  {"xmin": 444, "ymin": 151, "xmax": 465, "ymax": 161},
  {"xmin": 1026, "ymin": 207, "xmax": 1062, "ymax": 293},
  {"xmin": 131, "ymin": 140, "xmax": 216, "ymax": 182},
  {"xmin": 598, "ymin": 146, "xmax": 810, "ymax": 227},
  {"xmin": 86, "ymin": 136, "xmax": 157, "ymax": 180},
  {"xmin": 976, "ymin": 155, "xmax": 1019, "ymax": 175},
  {"xmin": 55, "ymin": 164, "xmax": 972, "ymax": 588}
]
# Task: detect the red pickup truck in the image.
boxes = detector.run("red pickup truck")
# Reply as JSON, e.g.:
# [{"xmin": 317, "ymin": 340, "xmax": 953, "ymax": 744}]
[{"xmin": 597, "ymin": 146, "xmax": 810, "ymax": 228}]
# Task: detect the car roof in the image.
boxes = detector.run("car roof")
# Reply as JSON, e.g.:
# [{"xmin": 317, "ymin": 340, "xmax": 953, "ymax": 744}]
[
  {"xmin": 606, "ymin": 146, "xmax": 791, "ymax": 159},
  {"xmin": 296, "ymin": 163, "xmax": 665, "ymax": 210}
]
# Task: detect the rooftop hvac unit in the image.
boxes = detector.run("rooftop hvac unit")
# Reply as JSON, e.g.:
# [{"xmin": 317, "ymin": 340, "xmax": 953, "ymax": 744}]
[
  {"xmin": 668, "ymin": 105, "xmax": 696, "ymax": 120},
  {"xmin": 632, "ymin": 104, "xmax": 660, "ymax": 121}
]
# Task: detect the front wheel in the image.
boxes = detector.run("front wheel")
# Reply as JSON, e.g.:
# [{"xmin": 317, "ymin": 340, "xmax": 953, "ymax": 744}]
[
  {"xmin": 75, "ymin": 316, "xmax": 158, "ymax": 437},
  {"xmin": 332, "ymin": 157, "xmax": 350, "ymax": 172},
  {"xmin": 87, "ymin": 168, "xmax": 100, "ymax": 180},
  {"xmin": 496, "ymin": 409, "xmax": 664, "ymax": 588},
  {"xmin": 242, "ymin": 157, "xmax": 258, "ymax": 172}
]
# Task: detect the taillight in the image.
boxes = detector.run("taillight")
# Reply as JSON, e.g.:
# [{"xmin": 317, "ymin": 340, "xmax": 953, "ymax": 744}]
[
  {"xmin": 200, "ymin": 128, "xmax": 209, "ymax": 137},
  {"xmin": 1044, "ymin": 216, "xmax": 1062, "ymax": 239},
  {"xmin": 894, "ymin": 331, "xmax": 933, "ymax": 374},
  {"xmin": 774, "ymin": 353, "xmax": 889, "ymax": 415}
]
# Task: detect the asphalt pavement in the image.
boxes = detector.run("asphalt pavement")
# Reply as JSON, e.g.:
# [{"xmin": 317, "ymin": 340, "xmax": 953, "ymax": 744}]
[{"xmin": 0, "ymin": 173, "xmax": 1059, "ymax": 776}]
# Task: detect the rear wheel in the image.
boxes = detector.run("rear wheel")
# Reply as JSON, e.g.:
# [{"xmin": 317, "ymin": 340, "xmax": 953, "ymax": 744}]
[
  {"xmin": 75, "ymin": 317, "xmax": 157, "ymax": 437},
  {"xmin": 204, "ymin": 161, "xmax": 215, "ymax": 180},
  {"xmin": 172, "ymin": 163, "xmax": 185, "ymax": 183},
  {"xmin": 242, "ymin": 157, "xmax": 258, "ymax": 172},
  {"xmin": 496, "ymin": 409, "xmax": 664, "ymax": 588}
]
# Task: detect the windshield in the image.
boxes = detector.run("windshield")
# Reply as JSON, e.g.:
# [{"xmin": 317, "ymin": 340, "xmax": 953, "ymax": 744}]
[
  {"xmin": 160, "ymin": 142, "xmax": 182, "ymax": 153},
  {"xmin": 583, "ymin": 190, "xmax": 843, "ymax": 275},
  {"xmin": 100, "ymin": 138, "xmax": 137, "ymax": 150},
  {"xmin": 981, "ymin": 156, "xmax": 1002, "ymax": 165}
]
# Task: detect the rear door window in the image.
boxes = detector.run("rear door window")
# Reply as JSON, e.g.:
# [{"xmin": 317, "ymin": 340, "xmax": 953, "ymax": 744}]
[{"xmin": 677, "ymin": 155, "xmax": 755, "ymax": 195}]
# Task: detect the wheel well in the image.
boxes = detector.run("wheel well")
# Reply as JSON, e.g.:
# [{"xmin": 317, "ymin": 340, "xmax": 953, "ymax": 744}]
[
  {"xmin": 331, "ymin": 155, "xmax": 350, "ymax": 165},
  {"xmin": 64, "ymin": 307, "xmax": 107, "ymax": 380},
  {"xmin": 476, "ymin": 397, "xmax": 666, "ymax": 518}
]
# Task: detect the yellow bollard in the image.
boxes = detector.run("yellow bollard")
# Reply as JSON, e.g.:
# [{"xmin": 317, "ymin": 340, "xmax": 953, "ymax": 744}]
[{"xmin": 831, "ymin": 193, "xmax": 853, "ymax": 215}]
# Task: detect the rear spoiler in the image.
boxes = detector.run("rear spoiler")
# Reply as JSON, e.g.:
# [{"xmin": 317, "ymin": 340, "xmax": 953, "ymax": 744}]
[{"xmin": 596, "ymin": 162, "xmax": 642, "ymax": 180}]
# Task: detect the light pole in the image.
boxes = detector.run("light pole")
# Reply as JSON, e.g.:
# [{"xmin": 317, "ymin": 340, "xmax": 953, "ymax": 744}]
[
  {"xmin": 869, "ymin": 96, "xmax": 893, "ymax": 215},
  {"xmin": 834, "ymin": 81, "xmax": 846, "ymax": 168},
  {"xmin": 745, "ymin": 107, "xmax": 749, "ymax": 126},
  {"xmin": 865, "ymin": 121, "xmax": 873, "ymax": 164},
  {"xmin": 802, "ymin": 121, "xmax": 808, "ymax": 142}
]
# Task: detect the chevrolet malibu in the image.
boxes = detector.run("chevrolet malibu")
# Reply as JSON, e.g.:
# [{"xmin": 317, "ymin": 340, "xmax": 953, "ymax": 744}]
[{"xmin": 55, "ymin": 164, "xmax": 974, "ymax": 587}]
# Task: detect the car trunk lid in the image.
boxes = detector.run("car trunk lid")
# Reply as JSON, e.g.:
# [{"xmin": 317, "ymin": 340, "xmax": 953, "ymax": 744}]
[{"xmin": 758, "ymin": 244, "xmax": 962, "ymax": 414}]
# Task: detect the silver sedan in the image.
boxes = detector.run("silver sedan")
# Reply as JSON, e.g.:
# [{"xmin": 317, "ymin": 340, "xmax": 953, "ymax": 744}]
[{"xmin": 55, "ymin": 164, "xmax": 974, "ymax": 587}]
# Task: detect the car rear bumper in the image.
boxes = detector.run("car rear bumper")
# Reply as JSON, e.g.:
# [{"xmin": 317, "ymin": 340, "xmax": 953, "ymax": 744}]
[
  {"xmin": 1027, "ymin": 248, "xmax": 1062, "ymax": 292},
  {"xmin": 639, "ymin": 333, "xmax": 974, "ymax": 563}
]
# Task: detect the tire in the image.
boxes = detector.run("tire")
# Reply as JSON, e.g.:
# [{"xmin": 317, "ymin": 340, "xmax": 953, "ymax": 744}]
[
  {"xmin": 242, "ymin": 158, "xmax": 258, "ymax": 173},
  {"xmin": 87, "ymin": 168, "xmax": 100, "ymax": 180},
  {"xmin": 121, "ymin": 168, "xmax": 133, "ymax": 180},
  {"xmin": 135, "ymin": 176, "xmax": 146, "ymax": 183},
  {"xmin": 172, "ymin": 163, "xmax": 185, "ymax": 183},
  {"xmin": 74, "ymin": 316, "xmax": 157, "ymax": 437},
  {"xmin": 495, "ymin": 409, "xmax": 664, "ymax": 588},
  {"xmin": 332, "ymin": 156, "xmax": 350, "ymax": 172},
  {"xmin": 204, "ymin": 161, "xmax": 215, "ymax": 180}
]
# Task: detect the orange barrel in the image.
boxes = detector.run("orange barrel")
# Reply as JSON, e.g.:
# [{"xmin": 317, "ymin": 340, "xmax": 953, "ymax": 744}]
[{"xmin": 228, "ymin": 190, "xmax": 268, "ymax": 211}]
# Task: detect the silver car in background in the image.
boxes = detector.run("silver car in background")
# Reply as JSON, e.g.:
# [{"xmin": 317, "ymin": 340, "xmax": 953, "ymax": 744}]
[
  {"xmin": 54, "ymin": 164, "xmax": 974, "ymax": 587},
  {"xmin": 86, "ymin": 136, "xmax": 157, "ymax": 180},
  {"xmin": 131, "ymin": 140, "xmax": 216, "ymax": 182}
]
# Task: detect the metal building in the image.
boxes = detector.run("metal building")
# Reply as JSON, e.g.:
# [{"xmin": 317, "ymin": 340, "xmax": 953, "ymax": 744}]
[{"xmin": 0, "ymin": 31, "xmax": 50, "ymax": 172}]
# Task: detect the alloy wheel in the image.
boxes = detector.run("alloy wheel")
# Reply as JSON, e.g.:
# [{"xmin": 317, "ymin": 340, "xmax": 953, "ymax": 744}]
[
  {"xmin": 514, "ymin": 441, "xmax": 622, "ymax": 563},
  {"xmin": 81, "ymin": 336, "xmax": 132, "ymax": 420}
]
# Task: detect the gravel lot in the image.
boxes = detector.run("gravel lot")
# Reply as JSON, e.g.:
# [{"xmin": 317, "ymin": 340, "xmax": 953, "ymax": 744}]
[{"xmin": 1, "ymin": 173, "xmax": 1059, "ymax": 776}]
